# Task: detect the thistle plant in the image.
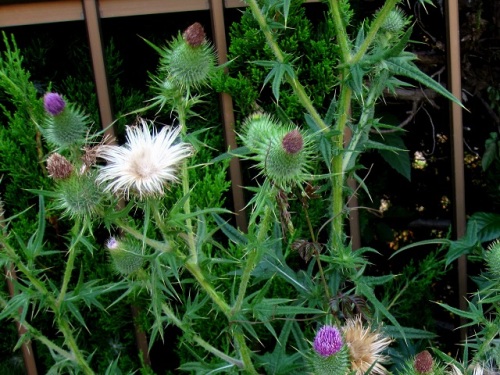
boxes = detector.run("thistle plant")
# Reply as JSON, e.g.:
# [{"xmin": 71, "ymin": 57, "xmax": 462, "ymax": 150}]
[{"xmin": 0, "ymin": 1, "xmax": 471, "ymax": 374}]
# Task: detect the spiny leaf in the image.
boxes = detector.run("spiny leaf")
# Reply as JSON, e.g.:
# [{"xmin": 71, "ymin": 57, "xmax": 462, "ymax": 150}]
[{"xmin": 385, "ymin": 56, "xmax": 463, "ymax": 107}]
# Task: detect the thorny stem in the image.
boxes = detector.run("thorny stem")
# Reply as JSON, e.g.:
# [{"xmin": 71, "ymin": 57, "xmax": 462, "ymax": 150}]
[
  {"xmin": 244, "ymin": 0, "xmax": 328, "ymax": 133},
  {"xmin": 0, "ymin": 295, "xmax": 73, "ymax": 360},
  {"xmin": 231, "ymin": 205, "xmax": 274, "ymax": 315},
  {"xmin": 57, "ymin": 221, "xmax": 85, "ymax": 307},
  {"xmin": 183, "ymin": 261, "xmax": 231, "ymax": 316},
  {"xmin": 161, "ymin": 303, "xmax": 244, "ymax": 369},
  {"xmin": 115, "ymin": 218, "xmax": 171, "ymax": 252},
  {"xmin": 57, "ymin": 316, "xmax": 95, "ymax": 374},
  {"xmin": 303, "ymin": 204, "xmax": 331, "ymax": 302},
  {"xmin": 177, "ymin": 103, "xmax": 197, "ymax": 263},
  {"xmin": 233, "ymin": 329, "xmax": 259, "ymax": 375},
  {"xmin": 350, "ymin": 0, "xmax": 400, "ymax": 65}
]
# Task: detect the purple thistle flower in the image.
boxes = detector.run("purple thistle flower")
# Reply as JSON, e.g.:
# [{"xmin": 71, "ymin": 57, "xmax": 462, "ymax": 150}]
[
  {"xmin": 282, "ymin": 129, "xmax": 303, "ymax": 154},
  {"xmin": 44, "ymin": 92, "xmax": 66, "ymax": 116},
  {"xmin": 106, "ymin": 237, "xmax": 119, "ymax": 250},
  {"xmin": 313, "ymin": 325, "xmax": 343, "ymax": 357}
]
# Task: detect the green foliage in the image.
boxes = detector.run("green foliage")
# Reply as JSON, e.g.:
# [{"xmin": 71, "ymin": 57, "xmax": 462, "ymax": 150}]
[{"xmin": 214, "ymin": 0, "xmax": 340, "ymax": 121}]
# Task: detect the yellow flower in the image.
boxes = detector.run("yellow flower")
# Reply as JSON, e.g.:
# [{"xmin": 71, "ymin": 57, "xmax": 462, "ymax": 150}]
[{"xmin": 342, "ymin": 316, "xmax": 392, "ymax": 375}]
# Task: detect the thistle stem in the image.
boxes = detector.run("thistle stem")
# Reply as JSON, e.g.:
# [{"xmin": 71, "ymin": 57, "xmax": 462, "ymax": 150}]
[
  {"xmin": 161, "ymin": 303, "xmax": 244, "ymax": 368},
  {"xmin": 350, "ymin": 0, "xmax": 400, "ymax": 65},
  {"xmin": 244, "ymin": 0, "xmax": 328, "ymax": 133},
  {"xmin": 57, "ymin": 315, "xmax": 95, "ymax": 374},
  {"xmin": 231, "ymin": 205, "xmax": 273, "ymax": 315},
  {"xmin": 177, "ymin": 104, "xmax": 197, "ymax": 263},
  {"xmin": 57, "ymin": 222, "xmax": 85, "ymax": 307},
  {"xmin": 184, "ymin": 261, "xmax": 231, "ymax": 316}
]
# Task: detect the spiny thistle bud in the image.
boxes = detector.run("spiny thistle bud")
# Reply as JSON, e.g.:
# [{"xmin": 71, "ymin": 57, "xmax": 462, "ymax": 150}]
[
  {"xmin": 55, "ymin": 171, "xmax": 103, "ymax": 220},
  {"xmin": 486, "ymin": 240, "xmax": 500, "ymax": 277},
  {"xmin": 311, "ymin": 326, "xmax": 349, "ymax": 375},
  {"xmin": 163, "ymin": 26, "xmax": 216, "ymax": 89},
  {"xmin": 46, "ymin": 153, "xmax": 74, "ymax": 179},
  {"xmin": 107, "ymin": 236, "xmax": 144, "ymax": 276},
  {"xmin": 265, "ymin": 128, "xmax": 312, "ymax": 188},
  {"xmin": 42, "ymin": 92, "xmax": 89, "ymax": 149},
  {"xmin": 241, "ymin": 113, "xmax": 277, "ymax": 152},
  {"xmin": 414, "ymin": 350, "xmax": 434, "ymax": 374},
  {"xmin": 44, "ymin": 92, "xmax": 66, "ymax": 116},
  {"xmin": 380, "ymin": 8, "xmax": 408, "ymax": 34},
  {"xmin": 183, "ymin": 22, "xmax": 206, "ymax": 47}
]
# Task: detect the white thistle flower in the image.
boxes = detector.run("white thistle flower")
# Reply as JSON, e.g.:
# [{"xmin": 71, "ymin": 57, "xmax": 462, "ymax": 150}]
[{"xmin": 96, "ymin": 119, "xmax": 192, "ymax": 199}]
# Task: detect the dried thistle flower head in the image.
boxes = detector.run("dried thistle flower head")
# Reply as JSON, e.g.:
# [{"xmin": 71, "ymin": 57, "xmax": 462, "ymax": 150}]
[
  {"xmin": 342, "ymin": 316, "xmax": 392, "ymax": 375},
  {"xmin": 183, "ymin": 22, "xmax": 206, "ymax": 47},
  {"xmin": 414, "ymin": 350, "xmax": 434, "ymax": 374},
  {"xmin": 46, "ymin": 153, "xmax": 74, "ymax": 179},
  {"xmin": 96, "ymin": 119, "xmax": 192, "ymax": 199}
]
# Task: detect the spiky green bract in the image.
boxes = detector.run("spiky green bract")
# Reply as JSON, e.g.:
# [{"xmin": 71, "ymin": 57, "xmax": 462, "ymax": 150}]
[
  {"xmin": 486, "ymin": 240, "xmax": 500, "ymax": 277},
  {"xmin": 161, "ymin": 33, "xmax": 216, "ymax": 90},
  {"xmin": 107, "ymin": 236, "xmax": 144, "ymax": 276},
  {"xmin": 240, "ymin": 112, "xmax": 314, "ymax": 189},
  {"xmin": 380, "ymin": 8, "xmax": 409, "ymax": 34},
  {"xmin": 43, "ymin": 101, "xmax": 90, "ymax": 150},
  {"xmin": 310, "ymin": 345, "xmax": 350, "ymax": 375},
  {"xmin": 55, "ymin": 170, "xmax": 103, "ymax": 222}
]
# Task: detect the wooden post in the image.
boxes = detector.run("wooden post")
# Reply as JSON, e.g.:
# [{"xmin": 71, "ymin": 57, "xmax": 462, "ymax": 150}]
[
  {"xmin": 445, "ymin": 0, "xmax": 467, "ymax": 340},
  {"xmin": 209, "ymin": 0, "xmax": 248, "ymax": 231}
]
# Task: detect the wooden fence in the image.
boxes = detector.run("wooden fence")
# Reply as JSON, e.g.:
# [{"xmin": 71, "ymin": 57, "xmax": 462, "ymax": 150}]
[{"xmin": 0, "ymin": 0, "xmax": 467, "ymax": 372}]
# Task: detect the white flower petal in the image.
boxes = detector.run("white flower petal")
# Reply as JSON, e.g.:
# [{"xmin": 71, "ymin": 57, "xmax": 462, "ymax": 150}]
[{"xmin": 96, "ymin": 119, "xmax": 192, "ymax": 198}]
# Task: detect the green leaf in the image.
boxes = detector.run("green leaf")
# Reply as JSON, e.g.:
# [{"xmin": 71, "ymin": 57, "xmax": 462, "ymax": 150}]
[
  {"xmin": 356, "ymin": 282, "xmax": 406, "ymax": 341},
  {"xmin": 445, "ymin": 220, "xmax": 480, "ymax": 266},
  {"xmin": 212, "ymin": 213, "xmax": 248, "ymax": 245},
  {"xmin": 390, "ymin": 238, "xmax": 451, "ymax": 259},
  {"xmin": 386, "ymin": 56, "xmax": 463, "ymax": 107},
  {"xmin": 469, "ymin": 212, "xmax": 500, "ymax": 243},
  {"xmin": 375, "ymin": 134, "xmax": 411, "ymax": 181},
  {"xmin": 482, "ymin": 132, "xmax": 498, "ymax": 171},
  {"xmin": 382, "ymin": 325, "xmax": 437, "ymax": 340}
]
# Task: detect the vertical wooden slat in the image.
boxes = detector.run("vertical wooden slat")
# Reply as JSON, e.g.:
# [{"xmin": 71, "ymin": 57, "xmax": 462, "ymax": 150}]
[
  {"xmin": 81, "ymin": 0, "xmax": 151, "ymax": 366},
  {"xmin": 445, "ymin": 0, "xmax": 467, "ymax": 339},
  {"xmin": 81, "ymin": 0, "xmax": 115, "ymax": 139},
  {"xmin": 209, "ymin": 0, "xmax": 248, "ymax": 231}
]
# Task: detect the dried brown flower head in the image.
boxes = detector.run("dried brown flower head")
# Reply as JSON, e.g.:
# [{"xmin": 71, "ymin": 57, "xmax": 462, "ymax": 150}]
[
  {"xmin": 342, "ymin": 316, "xmax": 392, "ymax": 375},
  {"xmin": 46, "ymin": 153, "xmax": 74, "ymax": 179},
  {"xmin": 183, "ymin": 22, "xmax": 206, "ymax": 47}
]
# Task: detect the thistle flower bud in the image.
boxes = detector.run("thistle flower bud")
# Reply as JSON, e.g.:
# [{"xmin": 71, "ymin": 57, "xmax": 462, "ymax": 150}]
[
  {"xmin": 240, "ymin": 113, "xmax": 313, "ymax": 188},
  {"xmin": 56, "ymin": 171, "xmax": 103, "ymax": 220},
  {"xmin": 311, "ymin": 326, "xmax": 349, "ymax": 375},
  {"xmin": 183, "ymin": 22, "xmax": 206, "ymax": 47},
  {"xmin": 46, "ymin": 153, "xmax": 74, "ymax": 179},
  {"xmin": 164, "ymin": 27, "xmax": 216, "ymax": 88},
  {"xmin": 414, "ymin": 350, "xmax": 434, "ymax": 374},
  {"xmin": 42, "ymin": 93, "xmax": 89, "ymax": 149},
  {"xmin": 265, "ymin": 129, "xmax": 311, "ymax": 188},
  {"xmin": 380, "ymin": 8, "xmax": 408, "ymax": 34},
  {"xmin": 486, "ymin": 240, "xmax": 500, "ymax": 277},
  {"xmin": 107, "ymin": 236, "xmax": 144, "ymax": 276},
  {"xmin": 44, "ymin": 92, "xmax": 66, "ymax": 116},
  {"xmin": 241, "ymin": 113, "xmax": 277, "ymax": 152}
]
